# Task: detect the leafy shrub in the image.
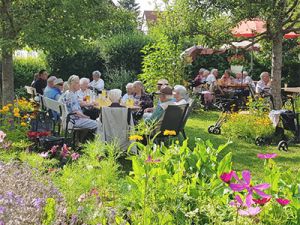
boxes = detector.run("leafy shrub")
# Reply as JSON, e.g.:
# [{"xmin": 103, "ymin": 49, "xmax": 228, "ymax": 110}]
[
  {"xmin": 13, "ymin": 55, "xmax": 49, "ymax": 89},
  {"xmin": 139, "ymin": 37, "xmax": 186, "ymax": 92},
  {"xmin": 99, "ymin": 32, "xmax": 152, "ymax": 75},
  {"xmin": 47, "ymin": 47, "xmax": 105, "ymax": 81},
  {"xmin": 105, "ymin": 68, "xmax": 136, "ymax": 92}
]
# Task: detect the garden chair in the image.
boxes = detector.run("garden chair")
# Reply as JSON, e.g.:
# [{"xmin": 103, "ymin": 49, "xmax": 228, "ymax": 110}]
[
  {"xmin": 156, "ymin": 104, "xmax": 189, "ymax": 143},
  {"xmin": 25, "ymin": 85, "xmax": 37, "ymax": 101},
  {"xmin": 97, "ymin": 107, "xmax": 134, "ymax": 151},
  {"xmin": 179, "ymin": 99, "xmax": 194, "ymax": 139}
]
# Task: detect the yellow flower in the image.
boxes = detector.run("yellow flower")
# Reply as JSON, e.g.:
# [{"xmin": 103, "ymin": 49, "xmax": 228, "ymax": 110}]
[
  {"xmin": 14, "ymin": 112, "xmax": 20, "ymax": 118},
  {"xmin": 129, "ymin": 135, "xmax": 143, "ymax": 141},
  {"xmin": 0, "ymin": 110, "xmax": 3, "ymax": 114},
  {"xmin": 13, "ymin": 108, "xmax": 20, "ymax": 114},
  {"xmin": 7, "ymin": 103, "xmax": 13, "ymax": 107},
  {"xmin": 20, "ymin": 122, "xmax": 27, "ymax": 127},
  {"xmin": 163, "ymin": 130, "xmax": 177, "ymax": 136},
  {"xmin": 22, "ymin": 115, "xmax": 29, "ymax": 119},
  {"xmin": 2, "ymin": 106, "xmax": 9, "ymax": 112}
]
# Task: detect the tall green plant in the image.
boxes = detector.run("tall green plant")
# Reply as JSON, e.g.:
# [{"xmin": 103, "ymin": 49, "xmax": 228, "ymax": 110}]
[{"xmin": 139, "ymin": 37, "xmax": 186, "ymax": 92}]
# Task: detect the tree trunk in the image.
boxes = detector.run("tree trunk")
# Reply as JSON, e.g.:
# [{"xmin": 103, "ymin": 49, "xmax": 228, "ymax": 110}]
[
  {"xmin": 1, "ymin": 48, "xmax": 14, "ymax": 105},
  {"xmin": 271, "ymin": 35, "xmax": 283, "ymax": 109}
]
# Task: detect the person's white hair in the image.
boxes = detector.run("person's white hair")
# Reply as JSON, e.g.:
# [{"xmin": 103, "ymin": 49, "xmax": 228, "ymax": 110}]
[
  {"xmin": 126, "ymin": 83, "xmax": 133, "ymax": 89},
  {"xmin": 80, "ymin": 77, "xmax": 90, "ymax": 85},
  {"xmin": 67, "ymin": 75, "xmax": 79, "ymax": 86},
  {"xmin": 211, "ymin": 68, "xmax": 218, "ymax": 74},
  {"xmin": 92, "ymin": 70, "xmax": 101, "ymax": 78},
  {"xmin": 199, "ymin": 68, "xmax": 206, "ymax": 73},
  {"xmin": 157, "ymin": 79, "xmax": 169, "ymax": 85},
  {"xmin": 47, "ymin": 76, "xmax": 57, "ymax": 84},
  {"xmin": 133, "ymin": 81, "xmax": 144, "ymax": 89},
  {"xmin": 174, "ymin": 85, "xmax": 187, "ymax": 98},
  {"xmin": 108, "ymin": 89, "xmax": 122, "ymax": 103},
  {"xmin": 260, "ymin": 72, "xmax": 269, "ymax": 79},
  {"xmin": 243, "ymin": 71, "xmax": 248, "ymax": 76}
]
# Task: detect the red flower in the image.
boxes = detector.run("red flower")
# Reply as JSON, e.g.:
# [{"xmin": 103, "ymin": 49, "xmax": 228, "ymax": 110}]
[
  {"xmin": 276, "ymin": 198, "xmax": 290, "ymax": 206},
  {"xmin": 220, "ymin": 171, "xmax": 235, "ymax": 184},
  {"xmin": 253, "ymin": 197, "xmax": 271, "ymax": 206}
]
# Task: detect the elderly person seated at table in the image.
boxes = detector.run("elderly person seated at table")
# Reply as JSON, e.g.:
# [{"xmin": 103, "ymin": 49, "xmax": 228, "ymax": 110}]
[
  {"xmin": 256, "ymin": 72, "xmax": 271, "ymax": 95},
  {"xmin": 173, "ymin": 85, "xmax": 188, "ymax": 105},
  {"xmin": 59, "ymin": 75, "xmax": 98, "ymax": 131},
  {"xmin": 206, "ymin": 69, "xmax": 218, "ymax": 86},
  {"xmin": 145, "ymin": 86, "xmax": 175, "ymax": 124},
  {"xmin": 88, "ymin": 70, "xmax": 104, "ymax": 94},
  {"xmin": 44, "ymin": 78, "xmax": 63, "ymax": 101},
  {"xmin": 43, "ymin": 76, "xmax": 57, "ymax": 97},
  {"xmin": 108, "ymin": 89, "xmax": 124, "ymax": 108},
  {"xmin": 133, "ymin": 81, "xmax": 153, "ymax": 111},
  {"xmin": 121, "ymin": 83, "xmax": 134, "ymax": 105},
  {"xmin": 234, "ymin": 72, "xmax": 244, "ymax": 85},
  {"xmin": 218, "ymin": 70, "xmax": 233, "ymax": 86},
  {"xmin": 77, "ymin": 78, "xmax": 92, "ymax": 106}
]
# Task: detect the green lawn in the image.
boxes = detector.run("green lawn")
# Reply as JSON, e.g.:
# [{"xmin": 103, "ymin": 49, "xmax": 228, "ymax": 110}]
[{"xmin": 185, "ymin": 111, "xmax": 300, "ymax": 176}]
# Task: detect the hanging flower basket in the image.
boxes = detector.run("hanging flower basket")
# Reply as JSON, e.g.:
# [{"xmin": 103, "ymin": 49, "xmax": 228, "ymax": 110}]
[{"xmin": 230, "ymin": 65, "xmax": 244, "ymax": 74}]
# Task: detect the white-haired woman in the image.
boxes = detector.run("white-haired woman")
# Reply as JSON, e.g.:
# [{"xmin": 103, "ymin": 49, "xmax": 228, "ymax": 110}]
[
  {"xmin": 108, "ymin": 89, "xmax": 124, "ymax": 107},
  {"xmin": 77, "ymin": 78, "xmax": 92, "ymax": 105},
  {"xmin": 256, "ymin": 72, "xmax": 271, "ymax": 94},
  {"xmin": 121, "ymin": 83, "xmax": 134, "ymax": 105},
  {"xmin": 173, "ymin": 85, "xmax": 188, "ymax": 105},
  {"xmin": 59, "ymin": 75, "xmax": 98, "ymax": 130},
  {"xmin": 88, "ymin": 70, "xmax": 104, "ymax": 93}
]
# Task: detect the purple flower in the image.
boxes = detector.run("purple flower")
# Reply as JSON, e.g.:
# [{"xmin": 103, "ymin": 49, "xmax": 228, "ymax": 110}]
[
  {"xmin": 257, "ymin": 153, "xmax": 277, "ymax": 159},
  {"xmin": 0, "ymin": 220, "xmax": 4, "ymax": 225},
  {"xmin": 60, "ymin": 144, "xmax": 69, "ymax": 158},
  {"xmin": 229, "ymin": 170, "xmax": 270, "ymax": 207},
  {"xmin": 71, "ymin": 153, "xmax": 80, "ymax": 161},
  {"xmin": 32, "ymin": 198, "xmax": 44, "ymax": 209},
  {"xmin": 238, "ymin": 207, "xmax": 261, "ymax": 216},
  {"xmin": 0, "ymin": 206, "xmax": 5, "ymax": 214}
]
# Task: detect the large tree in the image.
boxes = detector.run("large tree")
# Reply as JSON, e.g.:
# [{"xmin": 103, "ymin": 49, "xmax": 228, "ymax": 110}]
[
  {"xmin": 192, "ymin": 0, "xmax": 300, "ymax": 109},
  {"xmin": 0, "ymin": 0, "xmax": 135, "ymax": 105}
]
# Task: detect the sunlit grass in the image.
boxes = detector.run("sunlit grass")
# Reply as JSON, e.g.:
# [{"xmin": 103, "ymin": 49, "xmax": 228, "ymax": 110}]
[{"xmin": 186, "ymin": 111, "xmax": 300, "ymax": 176}]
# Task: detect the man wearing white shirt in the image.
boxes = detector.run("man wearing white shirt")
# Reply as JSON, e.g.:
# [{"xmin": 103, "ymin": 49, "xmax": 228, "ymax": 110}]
[{"xmin": 89, "ymin": 70, "xmax": 104, "ymax": 93}]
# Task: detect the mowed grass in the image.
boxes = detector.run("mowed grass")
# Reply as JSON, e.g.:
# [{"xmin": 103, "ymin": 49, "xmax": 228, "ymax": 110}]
[{"xmin": 185, "ymin": 111, "xmax": 300, "ymax": 176}]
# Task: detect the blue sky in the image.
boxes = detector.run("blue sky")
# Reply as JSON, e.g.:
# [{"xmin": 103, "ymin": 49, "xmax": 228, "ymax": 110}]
[{"xmin": 112, "ymin": 0, "xmax": 164, "ymax": 11}]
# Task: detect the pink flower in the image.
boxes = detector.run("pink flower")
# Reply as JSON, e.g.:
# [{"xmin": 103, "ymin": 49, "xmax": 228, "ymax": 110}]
[
  {"xmin": 145, "ymin": 155, "xmax": 161, "ymax": 163},
  {"xmin": 238, "ymin": 207, "xmax": 261, "ymax": 216},
  {"xmin": 230, "ymin": 170, "xmax": 270, "ymax": 207},
  {"xmin": 257, "ymin": 153, "xmax": 277, "ymax": 159},
  {"xmin": 71, "ymin": 153, "xmax": 80, "ymax": 161},
  {"xmin": 253, "ymin": 198, "xmax": 271, "ymax": 206},
  {"xmin": 220, "ymin": 171, "xmax": 238, "ymax": 184},
  {"xmin": 39, "ymin": 152, "xmax": 49, "ymax": 158},
  {"xmin": 0, "ymin": 131, "xmax": 6, "ymax": 143},
  {"xmin": 60, "ymin": 144, "xmax": 69, "ymax": 158},
  {"xmin": 50, "ymin": 145, "xmax": 59, "ymax": 155},
  {"xmin": 276, "ymin": 198, "xmax": 290, "ymax": 206}
]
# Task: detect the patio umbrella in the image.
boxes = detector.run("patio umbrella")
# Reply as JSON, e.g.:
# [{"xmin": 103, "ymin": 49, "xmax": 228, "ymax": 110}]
[
  {"xmin": 232, "ymin": 19, "xmax": 300, "ymax": 38},
  {"xmin": 180, "ymin": 45, "xmax": 225, "ymax": 61},
  {"xmin": 232, "ymin": 19, "xmax": 300, "ymax": 72},
  {"xmin": 221, "ymin": 41, "xmax": 260, "ymax": 51}
]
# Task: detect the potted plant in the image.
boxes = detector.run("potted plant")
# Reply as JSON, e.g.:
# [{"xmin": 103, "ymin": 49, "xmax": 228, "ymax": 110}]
[{"xmin": 228, "ymin": 54, "xmax": 246, "ymax": 73}]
